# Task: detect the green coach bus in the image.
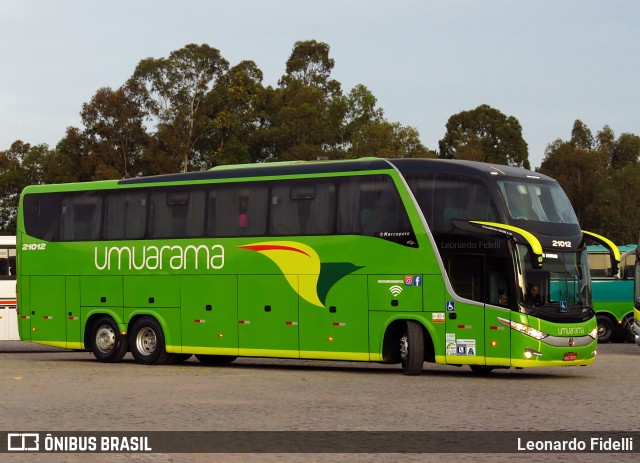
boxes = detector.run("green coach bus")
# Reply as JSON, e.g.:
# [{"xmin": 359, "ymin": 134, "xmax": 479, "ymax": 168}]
[
  {"xmin": 16, "ymin": 158, "xmax": 617, "ymax": 374},
  {"xmin": 587, "ymin": 244, "xmax": 636, "ymax": 343}
]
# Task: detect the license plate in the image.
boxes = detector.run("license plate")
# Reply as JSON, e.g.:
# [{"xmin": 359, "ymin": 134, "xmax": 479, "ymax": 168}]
[{"xmin": 563, "ymin": 352, "xmax": 578, "ymax": 361}]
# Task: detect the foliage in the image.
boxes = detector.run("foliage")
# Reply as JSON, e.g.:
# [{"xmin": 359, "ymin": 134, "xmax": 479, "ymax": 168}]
[
  {"xmin": 438, "ymin": 104, "xmax": 530, "ymax": 169},
  {"xmin": 540, "ymin": 121, "xmax": 640, "ymax": 243}
]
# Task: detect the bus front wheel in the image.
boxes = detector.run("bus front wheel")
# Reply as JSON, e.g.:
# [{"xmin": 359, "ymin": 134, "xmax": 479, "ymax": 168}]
[
  {"xmin": 129, "ymin": 317, "xmax": 172, "ymax": 365},
  {"xmin": 399, "ymin": 321, "xmax": 424, "ymax": 375},
  {"xmin": 90, "ymin": 316, "xmax": 128, "ymax": 363},
  {"xmin": 596, "ymin": 314, "xmax": 615, "ymax": 343}
]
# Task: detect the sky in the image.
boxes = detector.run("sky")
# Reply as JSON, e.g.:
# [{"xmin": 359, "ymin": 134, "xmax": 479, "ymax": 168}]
[{"xmin": 1, "ymin": 0, "xmax": 638, "ymax": 169}]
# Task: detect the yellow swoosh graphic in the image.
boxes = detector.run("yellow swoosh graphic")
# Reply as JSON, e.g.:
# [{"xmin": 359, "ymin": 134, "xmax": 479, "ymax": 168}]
[{"xmin": 239, "ymin": 241, "xmax": 324, "ymax": 307}]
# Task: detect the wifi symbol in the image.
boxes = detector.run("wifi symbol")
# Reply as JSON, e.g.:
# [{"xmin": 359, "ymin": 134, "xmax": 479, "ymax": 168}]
[{"xmin": 389, "ymin": 285, "xmax": 403, "ymax": 297}]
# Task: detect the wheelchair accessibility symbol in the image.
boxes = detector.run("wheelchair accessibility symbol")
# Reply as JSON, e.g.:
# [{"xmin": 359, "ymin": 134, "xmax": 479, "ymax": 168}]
[{"xmin": 446, "ymin": 300, "xmax": 456, "ymax": 312}]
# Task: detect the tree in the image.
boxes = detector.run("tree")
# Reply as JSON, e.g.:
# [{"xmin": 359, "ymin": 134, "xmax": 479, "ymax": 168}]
[
  {"xmin": 611, "ymin": 133, "xmax": 640, "ymax": 170},
  {"xmin": 0, "ymin": 141, "xmax": 69, "ymax": 233},
  {"xmin": 595, "ymin": 125, "xmax": 615, "ymax": 160},
  {"xmin": 438, "ymin": 104, "xmax": 530, "ymax": 168},
  {"xmin": 130, "ymin": 43, "xmax": 229, "ymax": 172},
  {"xmin": 588, "ymin": 165, "xmax": 640, "ymax": 244},
  {"xmin": 570, "ymin": 119, "xmax": 594, "ymax": 150},
  {"xmin": 350, "ymin": 122, "xmax": 434, "ymax": 159},
  {"xmin": 80, "ymin": 84, "xmax": 149, "ymax": 179},
  {"xmin": 268, "ymin": 40, "xmax": 345, "ymax": 161},
  {"xmin": 539, "ymin": 139, "xmax": 608, "ymax": 227},
  {"xmin": 197, "ymin": 60, "xmax": 267, "ymax": 168},
  {"xmin": 278, "ymin": 40, "xmax": 340, "ymax": 96}
]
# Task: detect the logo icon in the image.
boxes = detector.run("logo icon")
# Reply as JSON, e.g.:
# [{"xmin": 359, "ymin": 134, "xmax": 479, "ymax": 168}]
[
  {"xmin": 404, "ymin": 276, "xmax": 413, "ymax": 286},
  {"xmin": 389, "ymin": 285, "xmax": 403, "ymax": 297},
  {"xmin": 7, "ymin": 433, "xmax": 40, "ymax": 451},
  {"xmin": 569, "ymin": 338, "xmax": 575, "ymax": 347},
  {"xmin": 413, "ymin": 276, "xmax": 422, "ymax": 287}
]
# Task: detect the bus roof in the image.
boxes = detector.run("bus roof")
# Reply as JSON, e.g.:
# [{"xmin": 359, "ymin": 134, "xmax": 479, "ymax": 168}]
[{"xmin": 21, "ymin": 157, "xmax": 556, "ymax": 193}]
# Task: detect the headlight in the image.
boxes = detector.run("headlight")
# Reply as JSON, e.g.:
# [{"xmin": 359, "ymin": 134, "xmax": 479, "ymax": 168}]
[
  {"xmin": 498, "ymin": 317, "xmax": 548, "ymax": 340},
  {"xmin": 588, "ymin": 327, "xmax": 598, "ymax": 339}
]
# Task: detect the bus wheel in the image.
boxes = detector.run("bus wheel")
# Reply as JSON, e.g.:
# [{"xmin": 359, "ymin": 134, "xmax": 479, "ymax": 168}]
[
  {"xmin": 470, "ymin": 365, "xmax": 494, "ymax": 374},
  {"xmin": 90, "ymin": 316, "xmax": 128, "ymax": 363},
  {"xmin": 620, "ymin": 314, "xmax": 635, "ymax": 343},
  {"xmin": 195, "ymin": 354, "xmax": 237, "ymax": 365},
  {"xmin": 129, "ymin": 317, "xmax": 171, "ymax": 365},
  {"xmin": 399, "ymin": 321, "xmax": 424, "ymax": 375},
  {"xmin": 596, "ymin": 314, "xmax": 615, "ymax": 343}
]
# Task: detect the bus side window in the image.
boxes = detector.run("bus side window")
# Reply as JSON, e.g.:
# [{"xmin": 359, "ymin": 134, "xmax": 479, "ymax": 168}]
[
  {"xmin": 207, "ymin": 186, "xmax": 267, "ymax": 237},
  {"xmin": 0, "ymin": 254, "xmax": 7, "ymax": 276},
  {"xmin": 104, "ymin": 191, "xmax": 147, "ymax": 240},
  {"xmin": 270, "ymin": 182, "xmax": 335, "ymax": 236},
  {"xmin": 23, "ymin": 194, "xmax": 63, "ymax": 241},
  {"xmin": 337, "ymin": 175, "xmax": 413, "ymax": 243},
  {"xmin": 149, "ymin": 189, "xmax": 205, "ymax": 239},
  {"xmin": 60, "ymin": 193, "xmax": 102, "ymax": 241}
]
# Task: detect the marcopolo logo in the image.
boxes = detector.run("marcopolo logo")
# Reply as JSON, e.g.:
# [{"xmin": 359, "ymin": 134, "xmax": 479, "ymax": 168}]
[{"xmin": 94, "ymin": 244, "xmax": 225, "ymax": 271}]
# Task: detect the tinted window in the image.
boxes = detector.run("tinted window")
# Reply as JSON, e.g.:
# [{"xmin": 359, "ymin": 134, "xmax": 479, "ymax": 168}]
[
  {"xmin": 149, "ymin": 189, "xmax": 205, "ymax": 239},
  {"xmin": 104, "ymin": 191, "xmax": 147, "ymax": 240},
  {"xmin": 407, "ymin": 173, "xmax": 498, "ymax": 233},
  {"xmin": 0, "ymin": 247, "xmax": 16, "ymax": 279},
  {"xmin": 271, "ymin": 181, "xmax": 336, "ymax": 235},
  {"xmin": 60, "ymin": 193, "xmax": 102, "ymax": 241},
  {"xmin": 207, "ymin": 186, "xmax": 268, "ymax": 237},
  {"xmin": 23, "ymin": 193, "xmax": 63, "ymax": 241},
  {"xmin": 337, "ymin": 175, "xmax": 412, "ymax": 238}
]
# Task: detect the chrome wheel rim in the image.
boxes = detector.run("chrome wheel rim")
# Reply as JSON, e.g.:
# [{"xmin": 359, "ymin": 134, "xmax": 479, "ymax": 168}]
[
  {"xmin": 136, "ymin": 327, "xmax": 157, "ymax": 356},
  {"xmin": 95, "ymin": 325, "xmax": 116, "ymax": 353}
]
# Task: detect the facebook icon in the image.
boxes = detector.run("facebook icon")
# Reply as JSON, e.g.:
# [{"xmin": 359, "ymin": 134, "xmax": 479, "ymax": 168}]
[{"xmin": 413, "ymin": 276, "xmax": 422, "ymax": 287}]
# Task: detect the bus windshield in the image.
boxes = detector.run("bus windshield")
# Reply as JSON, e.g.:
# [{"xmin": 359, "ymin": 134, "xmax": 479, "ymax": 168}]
[
  {"xmin": 516, "ymin": 244, "xmax": 592, "ymax": 321},
  {"xmin": 498, "ymin": 180, "xmax": 578, "ymax": 224}
]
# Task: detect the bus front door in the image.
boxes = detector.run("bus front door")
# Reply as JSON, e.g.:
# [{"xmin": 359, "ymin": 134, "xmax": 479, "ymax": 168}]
[{"xmin": 443, "ymin": 253, "xmax": 512, "ymax": 367}]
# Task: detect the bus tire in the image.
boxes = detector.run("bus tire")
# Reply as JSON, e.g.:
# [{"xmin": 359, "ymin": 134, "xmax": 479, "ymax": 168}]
[
  {"xmin": 596, "ymin": 314, "xmax": 615, "ymax": 343},
  {"xmin": 399, "ymin": 320, "xmax": 424, "ymax": 375},
  {"xmin": 620, "ymin": 314, "xmax": 635, "ymax": 343},
  {"xmin": 90, "ymin": 316, "xmax": 128, "ymax": 363},
  {"xmin": 195, "ymin": 354, "xmax": 237, "ymax": 365},
  {"xmin": 129, "ymin": 317, "xmax": 171, "ymax": 365}
]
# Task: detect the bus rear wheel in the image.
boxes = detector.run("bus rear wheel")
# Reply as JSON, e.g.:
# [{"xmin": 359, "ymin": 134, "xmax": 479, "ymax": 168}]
[
  {"xmin": 596, "ymin": 314, "xmax": 615, "ymax": 343},
  {"xmin": 195, "ymin": 354, "xmax": 237, "ymax": 365},
  {"xmin": 620, "ymin": 314, "xmax": 635, "ymax": 343},
  {"xmin": 90, "ymin": 316, "xmax": 127, "ymax": 363},
  {"xmin": 399, "ymin": 321, "xmax": 424, "ymax": 375},
  {"xmin": 129, "ymin": 317, "xmax": 172, "ymax": 365}
]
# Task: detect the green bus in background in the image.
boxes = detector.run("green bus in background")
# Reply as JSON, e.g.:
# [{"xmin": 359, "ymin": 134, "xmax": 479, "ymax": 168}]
[
  {"xmin": 16, "ymin": 158, "xmax": 617, "ymax": 375},
  {"xmin": 587, "ymin": 244, "xmax": 636, "ymax": 343}
]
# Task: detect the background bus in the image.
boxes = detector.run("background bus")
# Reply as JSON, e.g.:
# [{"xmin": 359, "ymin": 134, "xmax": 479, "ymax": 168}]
[
  {"xmin": 17, "ymin": 158, "xmax": 602, "ymax": 374},
  {"xmin": 588, "ymin": 244, "xmax": 636, "ymax": 343},
  {"xmin": 0, "ymin": 236, "xmax": 18, "ymax": 340}
]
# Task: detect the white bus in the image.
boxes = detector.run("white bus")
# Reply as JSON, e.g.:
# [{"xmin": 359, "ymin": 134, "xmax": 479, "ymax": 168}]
[{"xmin": 0, "ymin": 236, "xmax": 18, "ymax": 340}]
